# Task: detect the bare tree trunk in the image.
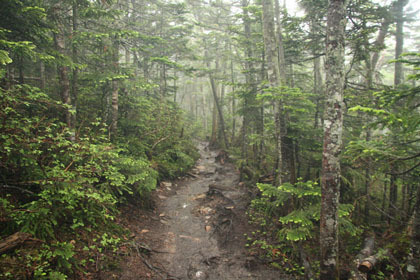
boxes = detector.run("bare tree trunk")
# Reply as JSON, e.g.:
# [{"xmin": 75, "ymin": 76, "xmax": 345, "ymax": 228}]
[
  {"xmin": 71, "ymin": 0, "xmax": 78, "ymax": 128},
  {"xmin": 320, "ymin": 1, "xmax": 347, "ymax": 279},
  {"xmin": 394, "ymin": 0, "xmax": 408, "ymax": 86},
  {"xmin": 53, "ymin": 3, "xmax": 72, "ymax": 129},
  {"xmin": 407, "ymin": 186, "xmax": 420, "ymax": 279},
  {"xmin": 371, "ymin": 20, "xmax": 391, "ymax": 74},
  {"xmin": 111, "ymin": 40, "xmax": 119, "ymax": 139},
  {"xmin": 40, "ymin": 61, "xmax": 45, "ymax": 90},
  {"xmin": 240, "ymin": 0, "xmax": 255, "ymax": 176},
  {"xmin": 231, "ymin": 66, "xmax": 236, "ymax": 141},
  {"xmin": 262, "ymin": 0, "xmax": 284, "ymax": 186},
  {"xmin": 274, "ymin": 0, "xmax": 288, "ymax": 84},
  {"xmin": 209, "ymin": 73, "xmax": 229, "ymax": 148},
  {"xmin": 211, "ymin": 97, "xmax": 218, "ymax": 146}
]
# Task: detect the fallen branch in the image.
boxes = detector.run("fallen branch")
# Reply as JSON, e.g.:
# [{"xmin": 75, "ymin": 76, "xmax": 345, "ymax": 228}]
[
  {"xmin": 132, "ymin": 242, "xmax": 166, "ymax": 279},
  {"xmin": 186, "ymin": 172, "xmax": 198, "ymax": 178},
  {"xmin": 123, "ymin": 241, "xmax": 174, "ymax": 254},
  {"xmin": 0, "ymin": 232, "xmax": 41, "ymax": 254}
]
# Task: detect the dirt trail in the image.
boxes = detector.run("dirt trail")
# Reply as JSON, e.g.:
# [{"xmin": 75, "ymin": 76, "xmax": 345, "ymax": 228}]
[{"xmin": 108, "ymin": 142, "xmax": 287, "ymax": 280}]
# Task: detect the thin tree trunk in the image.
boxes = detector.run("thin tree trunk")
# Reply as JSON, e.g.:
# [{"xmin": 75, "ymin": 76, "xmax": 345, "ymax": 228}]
[
  {"xmin": 40, "ymin": 61, "xmax": 45, "ymax": 90},
  {"xmin": 394, "ymin": 0, "xmax": 408, "ymax": 86},
  {"xmin": 364, "ymin": 131, "xmax": 371, "ymax": 224},
  {"xmin": 262, "ymin": 0, "xmax": 284, "ymax": 185},
  {"xmin": 209, "ymin": 73, "xmax": 229, "ymax": 148},
  {"xmin": 71, "ymin": 0, "xmax": 78, "ymax": 128},
  {"xmin": 320, "ymin": 1, "xmax": 347, "ymax": 279},
  {"xmin": 407, "ymin": 186, "xmax": 420, "ymax": 279},
  {"xmin": 111, "ymin": 40, "xmax": 119, "ymax": 139},
  {"xmin": 389, "ymin": 172, "xmax": 398, "ymax": 223},
  {"xmin": 53, "ymin": 3, "xmax": 72, "ymax": 128},
  {"xmin": 371, "ymin": 19, "xmax": 391, "ymax": 74},
  {"xmin": 274, "ymin": 0, "xmax": 288, "ymax": 84},
  {"xmin": 240, "ymin": 0, "xmax": 255, "ymax": 173},
  {"xmin": 211, "ymin": 97, "xmax": 218, "ymax": 146},
  {"xmin": 381, "ymin": 179, "xmax": 388, "ymax": 222}
]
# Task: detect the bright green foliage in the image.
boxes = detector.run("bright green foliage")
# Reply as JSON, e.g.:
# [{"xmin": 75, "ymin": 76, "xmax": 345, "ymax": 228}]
[
  {"xmin": 247, "ymin": 179, "xmax": 359, "ymax": 273},
  {"xmin": 0, "ymin": 0, "xmax": 199, "ymax": 277},
  {"xmin": 0, "ymin": 84, "xmax": 159, "ymax": 277},
  {"xmin": 254, "ymin": 181, "xmax": 357, "ymax": 241}
]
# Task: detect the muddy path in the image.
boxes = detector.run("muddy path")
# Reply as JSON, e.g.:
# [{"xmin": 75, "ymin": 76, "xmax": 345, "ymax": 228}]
[{"xmin": 106, "ymin": 142, "xmax": 287, "ymax": 280}]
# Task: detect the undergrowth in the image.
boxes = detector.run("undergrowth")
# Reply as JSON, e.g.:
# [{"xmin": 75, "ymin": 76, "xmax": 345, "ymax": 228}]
[{"xmin": 0, "ymin": 85, "xmax": 198, "ymax": 279}]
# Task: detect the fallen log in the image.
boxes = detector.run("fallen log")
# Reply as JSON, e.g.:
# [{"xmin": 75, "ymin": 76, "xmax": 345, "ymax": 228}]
[
  {"xmin": 0, "ymin": 232, "xmax": 39, "ymax": 254},
  {"xmin": 358, "ymin": 249, "xmax": 390, "ymax": 273},
  {"xmin": 358, "ymin": 236, "xmax": 375, "ymax": 260},
  {"xmin": 350, "ymin": 236, "xmax": 375, "ymax": 280}
]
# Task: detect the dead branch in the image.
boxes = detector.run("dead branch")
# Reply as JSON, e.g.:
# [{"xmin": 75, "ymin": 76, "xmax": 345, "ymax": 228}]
[
  {"xmin": 1, "ymin": 184, "xmax": 36, "ymax": 196},
  {"xmin": 0, "ymin": 232, "xmax": 42, "ymax": 254}
]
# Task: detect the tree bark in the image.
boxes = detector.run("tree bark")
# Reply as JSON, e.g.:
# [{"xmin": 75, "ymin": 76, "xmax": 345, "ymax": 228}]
[
  {"xmin": 394, "ymin": 0, "xmax": 408, "ymax": 86},
  {"xmin": 407, "ymin": 186, "xmax": 420, "ymax": 279},
  {"xmin": 111, "ymin": 40, "xmax": 119, "ymax": 139},
  {"xmin": 71, "ymin": 0, "xmax": 78, "ymax": 128},
  {"xmin": 262, "ymin": 0, "xmax": 284, "ymax": 186},
  {"xmin": 209, "ymin": 72, "xmax": 229, "ymax": 148},
  {"xmin": 240, "ymin": 0, "xmax": 256, "ymax": 177},
  {"xmin": 53, "ymin": 3, "xmax": 72, "ymax": 129},
  {"xmin": 320, "ymin": 1, "xmax": 347, "ymax": 279}
]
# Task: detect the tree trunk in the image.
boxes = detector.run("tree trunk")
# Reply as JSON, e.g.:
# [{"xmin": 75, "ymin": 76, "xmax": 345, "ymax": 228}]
[
  {"xmin": 71, "ymin": 0, "xmax": 78, "ymax": 128},
  {"xmin": 262, "ymin": 0, "xmax": 284, "ymax": 186},
  {"xmin": 407, "ymin": 186, "xmax": 420, "ymax": 279},
  {"xmin": 40, "ymin": 61, "xmax": 45, "ymax": 90},
  {"xmin": 111, "ymin": 40, "xmax": 119, "ymax": 139},
  {"xmin": 210, "ymin": 97, "xmax": 218, "ymax": 146},
  {"xmin": 371, "ymin": 19, "xmax": 391, "ymax": 74},
  {"xmin": 240, "ymin": 0, "xmax": 256, "ymax": 178},
  {"xmin": 209, "ymin": 73, "xmax": 229, "ymax": 148},
  {"xmin": 53, "ymin": 3, "xmax": 72, "ymax": 129},
  {"xmin": 394, "ymin": 0, "xmax": 408, "ymax": 86},
  {"xmin": 389, "ymin": 171, "xmax": 397, "ymax": 223},
  {"xmin": 320, "ymin": 1, "xmax": 347, "ymax": 279},
  {"xmin": 274, "ymin": 0, "xmax": 288, "ymax": 85}
]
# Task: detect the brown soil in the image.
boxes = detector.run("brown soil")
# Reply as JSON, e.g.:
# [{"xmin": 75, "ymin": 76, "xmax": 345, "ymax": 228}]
[{"xmin": 101, "ymin": 142, "xmax": 289, "ymax": 280}]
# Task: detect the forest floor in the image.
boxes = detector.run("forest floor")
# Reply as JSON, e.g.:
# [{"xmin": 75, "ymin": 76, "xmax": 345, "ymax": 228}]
[{"xmin": 101, "ymin": 142, "xmax": 289, "ymax": 280}]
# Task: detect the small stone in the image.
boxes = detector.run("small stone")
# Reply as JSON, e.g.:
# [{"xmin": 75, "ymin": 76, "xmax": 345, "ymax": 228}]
[
  {"xmin": 161, "ymin": 181, "xmax": 172, "ymax": 188},
  {"xmin": 158, "ymin": 195, "xmax": 167, "ymax": 200},
  {"xmin": 199, "ymin": 207, "xmax": 213, "ymax": 215},
  {"xmin": 140, "ymin": 229, "xmax": 149, "ymax": 234},
  {"xmin": 159, "ymin": 213, "xmax": 165, "ymax": 217},
  {"xmin": 193, "ymin": 194, "xmax": 206, "ymax": 200},
  {"xmin": 196, "ymin": 271, "xmax": 205, "ymax": 278},
  {"xmin": 205, "ymin": 225, "xmax": 211, "ymax": 232}
]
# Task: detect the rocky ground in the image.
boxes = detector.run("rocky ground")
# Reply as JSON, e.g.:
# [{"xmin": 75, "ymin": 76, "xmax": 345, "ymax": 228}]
[{"xmin": 102, "ymin": 142, "xmax": 288, "ymax": 280}]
